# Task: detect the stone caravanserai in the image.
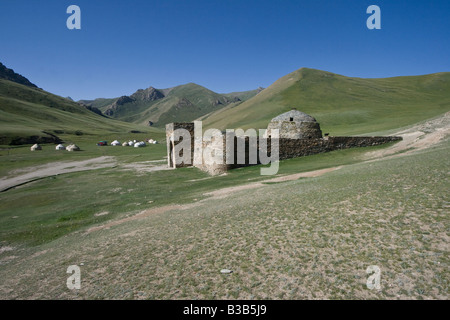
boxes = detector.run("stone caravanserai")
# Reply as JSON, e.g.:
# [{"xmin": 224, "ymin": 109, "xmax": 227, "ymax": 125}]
[{"xmin": 166, "ymin": 109, "xmax": 402, "ymax": 175}]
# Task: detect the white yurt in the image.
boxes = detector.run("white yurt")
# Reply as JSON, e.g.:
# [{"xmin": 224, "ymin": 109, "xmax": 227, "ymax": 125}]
[
  {"xmin": 31, "ymin": 144, "xmax": 42, "ymax": 151},
  {"xmin": 66, "ymin": 144, "xmax": 80, "ymax": 151},
  {"xmin": 134, "ymin": 141, "xmax": 146, "ymax": 148},
  {"xmin": 55, "ymin": 144, "xmax": 65, "ymax": 150},
  {"xmin": 111, "ymin": 140, "xmax": 121, "ymax": 146}
]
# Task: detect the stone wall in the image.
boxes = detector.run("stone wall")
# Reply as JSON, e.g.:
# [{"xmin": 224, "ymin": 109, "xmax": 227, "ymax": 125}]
[
  {"xmin": 194, "ymin": 135, "xmax": 402, "ymax": 175},
  {"xmin": 277, "ymin": 136, "xmax": 402, "ymax": 160},
  {"xmin": 194, "ymin": 137, "xmax": 229, "ymax": 175},
  {"xmin": 165, "ymin": 122, "xmax": 195, "ymax": 168},
  {"xmin": 266, "ymin": 120, "xmax": 323, "ymax": 139},
  {"xmin": 165, "ymin": 122, "xmax": 402, "ymax": 175}
]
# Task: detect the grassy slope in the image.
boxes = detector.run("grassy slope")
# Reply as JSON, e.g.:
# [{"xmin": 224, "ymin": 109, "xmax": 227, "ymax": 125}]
[
  {"xmin": 0, "ymin": 79, "xmax": 161, "ymax": 145},
  {"xmin": 222, "ymin": 88, "xmax": 263, "ymax": 102},
  {"xmin": 111, "ymin": 83, "xmax": 232, "ymax": 126},
  {"xmin": 0, "ymin": 137, "xmax": 405, "ymax": 246},
  {"xmin": 0, "ymin": 133, "xmax": 166, "ymax": 178},
  {"xmin": 78, "ymin": 98, "xmax": 117, "ymax": 110},
  {"xmin": 203, "ymin": 68, "xmax": 450, "ymax": 135},
  {"xmin": 86, "ymin": 84, "xmax": 261, "ymax": 127},
  {"xmin": 0, "ymin": 137, "xmax": 447, "ymax": 299},
  {"xmin": 0, "ymin": 67, "xmax": 448, "ymax": 299},
  {"xmin": 141, "ymin": 83, "xmax": 232, "ymax": 126}
]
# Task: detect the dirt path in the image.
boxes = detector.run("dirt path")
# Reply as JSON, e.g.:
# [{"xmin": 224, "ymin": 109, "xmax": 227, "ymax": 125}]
[
  {"xmin": 120, "ymin": 160, "xmax": 173, "ymax": 174},
  {"xmin": 0, "ymin": 156, "xmax": 117, "ymax": 192},
  {"xmin": 87, "ymin": 203, "xmax": 201, "ymax": 233},
  {"xmin": 1, "ymin": 157, "xmax": 175, "ymax": 192},
  {"xmin": 363, "ymin": 111, "xmax": 450, "ymax": 160},
  {"xmin": 203, "ymin": 166, "xmax": 342, "ymax": 200},
  {"xmin": 87, "ymin": 166, "xmax": 342, "ymax": 233},
  {"xmin": 263, "ymin": 166, "xmax": 342, "ymax": 182}
]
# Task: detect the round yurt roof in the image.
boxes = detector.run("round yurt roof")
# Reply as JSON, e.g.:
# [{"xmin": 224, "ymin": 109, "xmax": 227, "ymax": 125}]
[{"xmin": 31, "ymin": 144, "xmax": 41, "ymax": 150}]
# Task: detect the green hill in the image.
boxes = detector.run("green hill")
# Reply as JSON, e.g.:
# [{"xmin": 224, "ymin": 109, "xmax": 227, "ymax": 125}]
[
  {"xmin": 222, "ymin": 87, "xmax": 265, "ymax": 102},
  {"xmin": 0, "ymin": 79, "xmax": 159, "ymax": 146},
  {"xmin": 203, "ymin": 68, "xmax": 450, "ymax": 135},
  {"xmin": 78, "ymin": 97, "xmax": 117, "ymax": 110},
  {"xmin": 81, "ymin": 84, "xmax": 262, "ymax": 127}
]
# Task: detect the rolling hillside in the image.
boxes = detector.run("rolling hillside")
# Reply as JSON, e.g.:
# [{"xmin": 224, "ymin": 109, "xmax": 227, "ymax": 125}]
[
  {"xmin": 0, "ymin": 78, "xmax": 158, "ymax": 146},
  {"xmin": 3, "ymin": 62, "xmax": 449, "ymax": 146},
  {"xmin": 203, "ymin": 68, "xmax": 450, "ymax": 136},
  {"xmin": 80, "ymin": 84, "xmax": 263, "ymax": 127}
]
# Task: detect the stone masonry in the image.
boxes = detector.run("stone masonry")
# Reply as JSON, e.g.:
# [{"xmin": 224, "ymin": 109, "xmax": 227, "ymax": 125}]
[{"xmin": 166, "ymin": 110, "xmax": 402, "ymax": 175}]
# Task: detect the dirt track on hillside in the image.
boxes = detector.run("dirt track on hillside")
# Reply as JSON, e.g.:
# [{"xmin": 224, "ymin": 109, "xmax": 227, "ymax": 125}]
[
  {"xmin": 87, "ymin": 166, "xmax": 343, "ymax": 233},
  {"xmin": 87, "ymin": 203, "xmax": 201, "ymax": 233},
  {"xmin": 202, "ymin": 166, "xmax": 343, "ymax": 200},
  {"xmin": 363, "ymin": 111, "xmax": 450, "ymax": 160},
  {"xmin": 0, "ymin": 158, "xmax": 174, "ymax": 192},
  {"xmin": 0, "ymin": 156, "xmax": 117, "ymax": 192}
]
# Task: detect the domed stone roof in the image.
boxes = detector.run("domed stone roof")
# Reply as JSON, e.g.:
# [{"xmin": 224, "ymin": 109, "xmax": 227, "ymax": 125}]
[
  {"xmin": 265, "ymin": 109, "xmax": 322, "ymax": 139},
  {"xmin": 270, "ymin": 110, "xmax": 317, "ymax": 123}
]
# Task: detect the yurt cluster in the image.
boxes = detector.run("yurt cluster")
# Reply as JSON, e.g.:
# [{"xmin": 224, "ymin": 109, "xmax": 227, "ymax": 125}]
[
  {"xmin": 111, "ymin": 138, "xmax": 159, "ymax": 148},
  {"xmin": 31, "ymin": 143, "xmax": 80, "ymax": 151},
  {"xmin": 30, "ymin": 138, "xmax": 158, "ymax": 151}
]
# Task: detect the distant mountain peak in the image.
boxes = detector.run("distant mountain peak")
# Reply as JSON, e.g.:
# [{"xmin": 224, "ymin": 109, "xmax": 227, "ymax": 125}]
[
  {"xmin": 130, "ymin": 86, "xmax": 165, "ymax": 101},
  {"xmin": 84, "ymin": 82, "xmax": 267, "ymax": 127},
  {"xmin": 116, "ymin": 95, "xmax": 134, "ymax": 105},
  {"xmin": 0, "ymin": 62, "xmax": 38, "ymax": 88}
]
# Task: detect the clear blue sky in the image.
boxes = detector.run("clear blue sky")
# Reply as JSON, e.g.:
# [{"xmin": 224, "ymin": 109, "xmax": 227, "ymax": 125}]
[{"xmin": 1, "ymin": 0, "xmax": 449, "ymax": 100}]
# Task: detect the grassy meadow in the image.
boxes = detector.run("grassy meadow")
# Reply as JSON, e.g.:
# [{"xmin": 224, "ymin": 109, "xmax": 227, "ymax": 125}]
[
  {"xmin": 0, "ymin": 70, "xmax": 448, "ymax": 300},
  {"xmin": 0, "ymin": 139, "xmax": 399, "ymax": 247},
  {"xmin": 0, "ymin": 79, "xmax": 159, "ymax": 145},
  {"xmin": 0, "ymin": 134, "xmax": 447, "ymax": 299}
]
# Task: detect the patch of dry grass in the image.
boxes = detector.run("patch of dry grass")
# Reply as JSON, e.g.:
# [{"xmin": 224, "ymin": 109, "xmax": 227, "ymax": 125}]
[{"xmin": 0, "ymin": 140, "xmax": 448, "ymax": 300}]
